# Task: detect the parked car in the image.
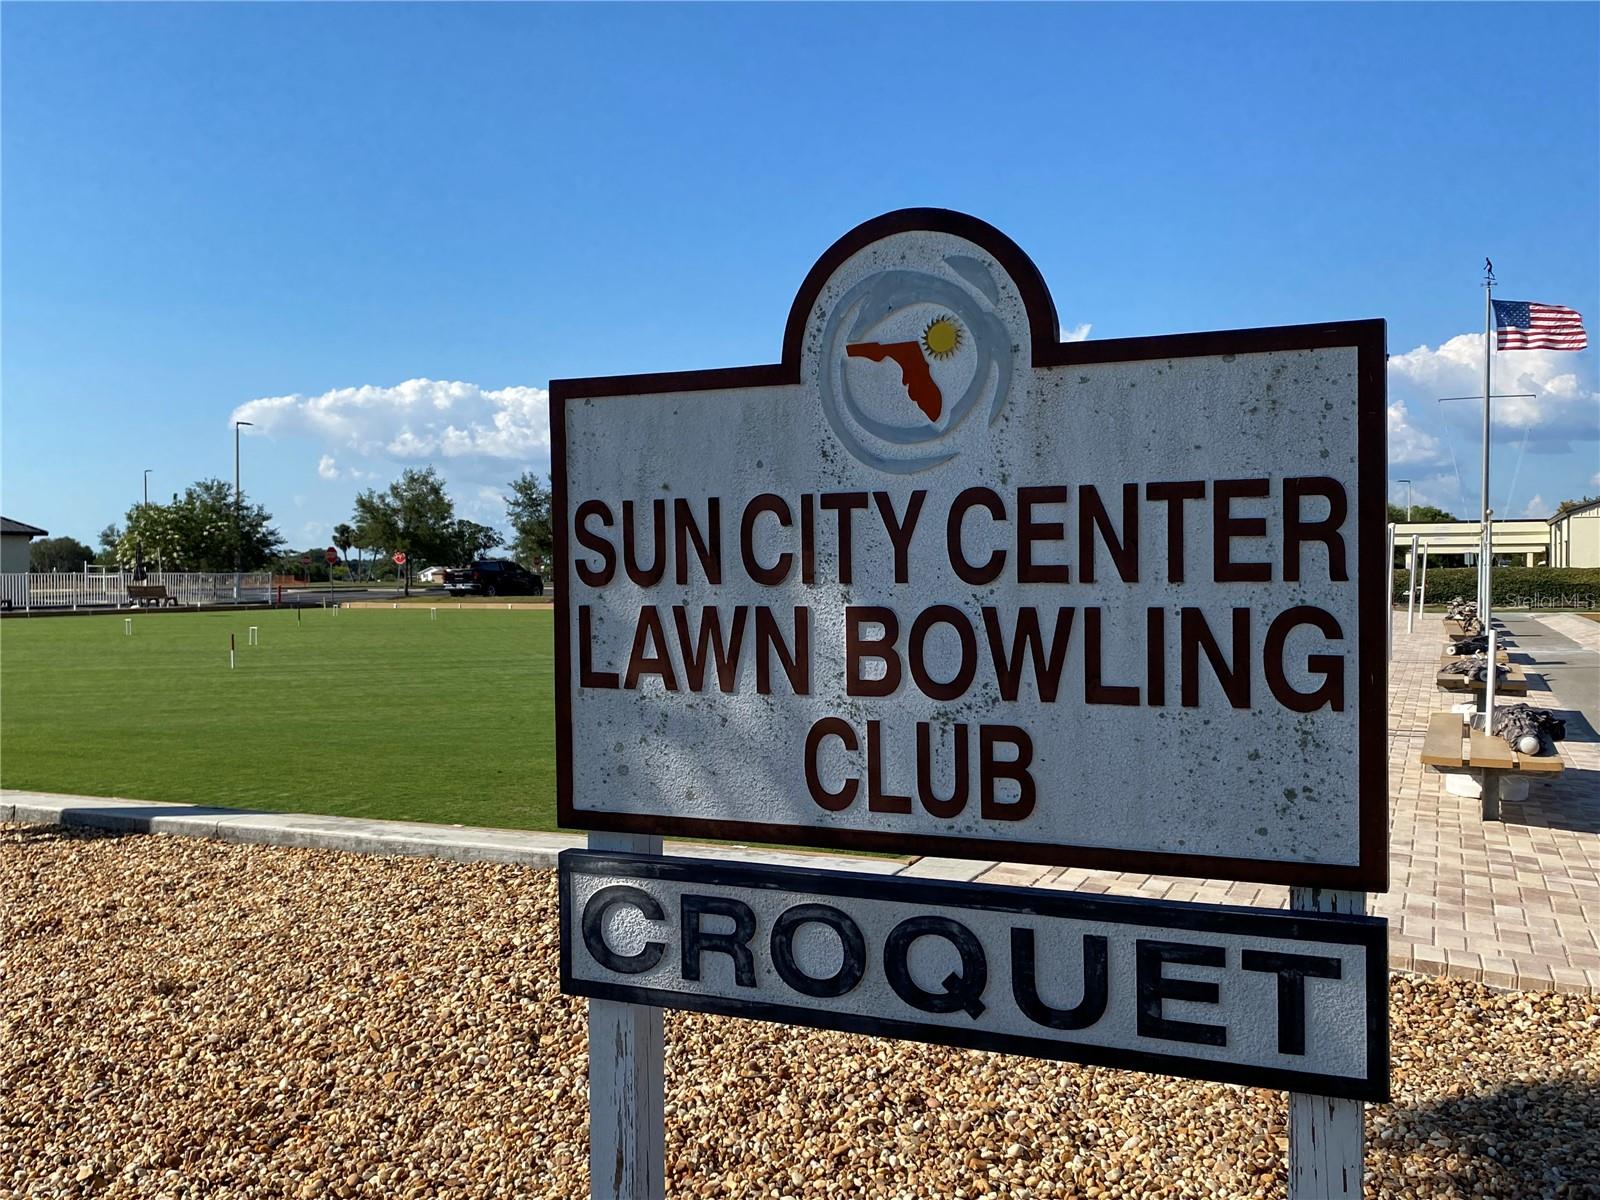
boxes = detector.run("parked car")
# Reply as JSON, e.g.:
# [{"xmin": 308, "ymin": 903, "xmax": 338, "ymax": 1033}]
[{"xmin": 443, "ymin": 559, "xmax": 544, "ymax": 597}]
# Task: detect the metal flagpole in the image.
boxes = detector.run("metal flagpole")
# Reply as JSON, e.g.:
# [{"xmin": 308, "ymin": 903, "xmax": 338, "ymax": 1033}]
[{"xmin": 1480, "ymin": 262, "xmax": 1494, "ymax": 642}]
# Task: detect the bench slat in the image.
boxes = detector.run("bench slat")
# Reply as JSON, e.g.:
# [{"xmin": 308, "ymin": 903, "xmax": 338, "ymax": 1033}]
[
  {"xmin": 1469, "ymin": 727, "xmax": 1515, "ymax": 770},
  {"xmin": 1434, "ymin": 670, "xmax": 1531, "ymax": 695},
  {"xmin": 1420, "ymin": 713, "xmax": 1465, "ymax": 768},
  {"xmin": 1512, "ymin": 748, "xmax": 1565, "ymax": 774}
]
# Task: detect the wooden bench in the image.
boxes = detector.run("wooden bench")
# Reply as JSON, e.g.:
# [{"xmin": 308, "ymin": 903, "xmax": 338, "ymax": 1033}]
[
  {"xmin": 1435, "ymin": 660, "xmax": 1533, "ymax": 696},
  {"xmin": 1440, "ymin": 648, "xmax": 1509, "ymax": 663},
  {"xmin": 1421, "ymin": 711, "xmax": 1564, "ymax": 819},
  {"xmin": 126, "ymin": 584, "xmax": 178, "ymax": 608},
  {"xmin": 1442, "ymin": 630, "xmax": 1512, "ymax": 651}
]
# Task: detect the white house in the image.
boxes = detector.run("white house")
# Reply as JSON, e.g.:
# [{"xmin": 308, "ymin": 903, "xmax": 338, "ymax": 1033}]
[
  {"xmin": 1549, "ymin": 498, "xmax": 1600, "ymax": 568},
  {"xmin": 0, "ymin": 517, "xmax": 48, "ymax": 573}
]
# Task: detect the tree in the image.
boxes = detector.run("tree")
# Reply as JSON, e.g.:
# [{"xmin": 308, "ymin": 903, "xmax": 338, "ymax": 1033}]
[
  {"xmin": 1554, "ymin": 495, "xmax": 1598, "ymax": 516},
  {"xmin": 95, "ymin": 524, "xmax": 124, "ymax": 566},
  {"xmin": 333, "ymin": 522, "xmax": 357, "ymax": 580},
  {"xmin": 1387, "ymin": 502, "xmax": 1456, "ymax": 525},
  {"xmin": 351, "ymin": 466, "xmax": 457, "ymax": 595},
  {"xmin": 108, "ymin": 480, "xmax": 281, "ymax": 572},
  {"xmin": 29, "ymin": 536, "xmax": 96, "ymax": 573},
  {"xmin": 446, "ymin": 519, "xmax": 502, "ymax": 566},
  {"xmin": 505, "ymin": 471, "xmax": 553, "ymax": 571}
]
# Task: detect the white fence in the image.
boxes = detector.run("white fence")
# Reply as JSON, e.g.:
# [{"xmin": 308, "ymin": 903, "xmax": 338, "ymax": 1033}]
[{"xmin": 0, "ymin": 571, "xmax": 274, "ymax": 610}]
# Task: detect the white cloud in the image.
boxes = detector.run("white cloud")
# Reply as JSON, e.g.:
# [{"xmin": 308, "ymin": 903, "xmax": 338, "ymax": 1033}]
[
  {"xmin": 1517, "ymin": 494, "xmax": 1547, "ymax": 519},
  {"xmin": 1388, "ymin": 333, "xmax": 1597, "ymax": 441},
  {"xmin": 1386, "ymin": 400, "xmax": 1444, "ymax": 467},
  {"xmin": 1383, "ymin": 333, "xmax": 1597, "ymax": 518},
  {"xmin": 231, "ymin": 379, "xmax": 552, "ymax": 481},
  {"xmin": 1409, "ymin": 471, "xmax": 1470, "ymax": 515},
  {"xmin": 1059, "ymin": 322, "xmax": 1092, "ymax": 343}
]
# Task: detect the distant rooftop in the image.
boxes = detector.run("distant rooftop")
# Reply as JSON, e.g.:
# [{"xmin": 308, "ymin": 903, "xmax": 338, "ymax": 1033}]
[
  {"xmin": 1549, "ymin": 498, "xmax": 1600, "ymax": 523},
  {"xmin": 0, "ymin": 517, "xmax": 49, "ymax": 537}
]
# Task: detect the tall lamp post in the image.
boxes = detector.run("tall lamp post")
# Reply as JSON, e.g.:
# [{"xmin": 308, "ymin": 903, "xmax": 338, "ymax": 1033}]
[
  {"xmin": 1395, "ymin": 479, "xmax": 1412, "ymax": 522},
  {"xmin": 234, "ymin": 421, "xmax": 253, "ymax": 600},
  {"xmin": 137, "ymin": 468, "xmax": 154, "ymax": 580}
]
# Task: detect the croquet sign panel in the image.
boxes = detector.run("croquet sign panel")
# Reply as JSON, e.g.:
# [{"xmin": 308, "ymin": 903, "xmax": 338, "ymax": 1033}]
[
  {"xmin": 552, "ymin": 210, "xmax": 1387, "ymax": 890},
  {"xmin": 560, "ymin": 851, "xmax": 1389, "ymax": 1101}
]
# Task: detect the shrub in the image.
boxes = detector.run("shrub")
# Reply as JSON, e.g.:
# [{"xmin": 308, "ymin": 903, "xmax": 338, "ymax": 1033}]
[{"xmin": 1391, "ymin": 567, "xmax": 1600, "ymax": 610}]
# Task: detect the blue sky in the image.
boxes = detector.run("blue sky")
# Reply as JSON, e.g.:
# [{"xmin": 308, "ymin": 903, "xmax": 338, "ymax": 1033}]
[{"xmin": 4, "ymin": 2, "xmax": 1596, "ymax": 551}]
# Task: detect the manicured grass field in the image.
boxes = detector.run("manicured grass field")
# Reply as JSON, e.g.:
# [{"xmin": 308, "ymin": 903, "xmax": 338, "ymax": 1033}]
[{"xmin": 0, "ymin": 607, "xmax": 556, "ymax": 830}]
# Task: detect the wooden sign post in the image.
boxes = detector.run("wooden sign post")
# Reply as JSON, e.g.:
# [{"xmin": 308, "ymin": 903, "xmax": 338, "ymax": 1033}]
[
  {"xmin": 552, "ymin": 210, "xmax": 1389, "ymax": 1199},
  {"xmin": 585, "ymin": 831, "xmax": 663, "ymax": 1200}
]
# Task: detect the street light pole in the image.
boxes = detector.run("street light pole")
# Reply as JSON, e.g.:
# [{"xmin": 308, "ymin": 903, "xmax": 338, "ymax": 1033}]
[
  {"xmin": 1396, "ymin": 478, "xmax": 1413, "ymax": 522},
  {"xmin": 234, "ymin": 421, "xmax": 253, "ymax": 601},
  {"xmin": 143, "ymin": 469, "xmax": 152, "ymax": 507}
]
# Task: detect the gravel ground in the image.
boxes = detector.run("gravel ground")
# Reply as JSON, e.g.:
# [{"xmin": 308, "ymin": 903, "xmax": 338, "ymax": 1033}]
[{"xmin": 1, "ymin": 824, "xmax": 1596, "ymax": 1200}]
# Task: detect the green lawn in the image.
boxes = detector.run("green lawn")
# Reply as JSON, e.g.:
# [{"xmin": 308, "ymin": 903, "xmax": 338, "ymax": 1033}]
[{"xmin": 0, "ymin": 607, "xmax": 556, "ymax": 831}]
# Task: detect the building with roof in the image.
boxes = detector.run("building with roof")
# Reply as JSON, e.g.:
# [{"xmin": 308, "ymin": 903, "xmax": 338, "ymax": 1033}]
[
  {"xmin": 1, "ymin": 517, "xmax": 49, "ymax": 573},
  {"xmin": 1548, "ymin": 498, "xmax": 1600, "ymax": 568},
  {"xmin": 1390, "ymin": 518, "xmax": 1550, "ymax": 568}
]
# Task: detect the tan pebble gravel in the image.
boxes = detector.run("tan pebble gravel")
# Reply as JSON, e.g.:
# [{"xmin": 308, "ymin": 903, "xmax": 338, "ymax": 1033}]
[{"xmin": 1, "ymin": 824, "xmax": 1597, "ymax": 1199}]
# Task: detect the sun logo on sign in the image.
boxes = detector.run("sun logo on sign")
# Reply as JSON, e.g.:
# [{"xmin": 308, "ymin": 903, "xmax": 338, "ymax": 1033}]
[{"xmin": 922, "ymin": 315, "xmax": 962, "ymax": 360}]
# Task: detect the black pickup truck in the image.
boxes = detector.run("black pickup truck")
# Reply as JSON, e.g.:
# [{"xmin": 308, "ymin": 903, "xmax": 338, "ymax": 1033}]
[{"xmin": 442, "ymin": 559, "xmax": 545, "ymax": 597}]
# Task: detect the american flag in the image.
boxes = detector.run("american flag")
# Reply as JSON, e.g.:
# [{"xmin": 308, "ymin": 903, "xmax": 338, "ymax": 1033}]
[{"xmin": 1492, "ymin": 299, "xmax": 1588, "ymax": 351}]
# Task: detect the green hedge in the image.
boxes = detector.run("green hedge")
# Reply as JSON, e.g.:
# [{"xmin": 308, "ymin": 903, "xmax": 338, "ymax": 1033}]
[{"xmin": 1391, "ymin": 566, "xmax": 1600, "ymax": 610}]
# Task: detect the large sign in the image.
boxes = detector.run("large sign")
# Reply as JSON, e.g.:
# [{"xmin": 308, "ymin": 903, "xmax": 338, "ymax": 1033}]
[
  {"xmin": 561, "ymin": 850, "xmax": 1389, "ymax": 1102},
  {"xmin": 553, "ymin": 209, "xmax": 1387, "ymax": 889}
]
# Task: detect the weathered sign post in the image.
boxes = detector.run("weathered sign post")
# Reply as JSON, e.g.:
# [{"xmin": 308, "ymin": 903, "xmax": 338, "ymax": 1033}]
[{"xmin": 553, "ymin": 209, "xmax": 1388, "ymax": 1199}]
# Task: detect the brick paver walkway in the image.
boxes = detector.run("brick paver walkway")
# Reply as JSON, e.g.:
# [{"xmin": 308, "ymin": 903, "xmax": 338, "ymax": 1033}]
[{"xmin": 958, "ymin": 612, "xmax": 1600, "ymax": 994}]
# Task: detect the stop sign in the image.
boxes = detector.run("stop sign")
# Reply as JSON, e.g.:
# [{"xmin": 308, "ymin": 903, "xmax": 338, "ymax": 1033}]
[
  {"xmin": 325, "ymin": 547, "xmax": 339, "ymax": 564},
  {"xmin": 393, "ymin": 552, "xmax": 408, "ymax": 566}
]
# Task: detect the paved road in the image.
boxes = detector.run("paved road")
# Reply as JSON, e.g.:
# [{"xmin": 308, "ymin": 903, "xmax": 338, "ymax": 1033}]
[
  {"xmin": 1500, "ymin": 615, "xmax": 1599, "ymax": 739},
  {"xmin": 281, "ymin": 588, "xmax": 419, "ymax": 604},
  {"xmin": 278, "ymin": 587, "xmax": 555, "ymax": 606}
]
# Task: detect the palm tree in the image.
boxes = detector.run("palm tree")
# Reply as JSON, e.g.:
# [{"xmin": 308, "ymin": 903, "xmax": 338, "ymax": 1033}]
[{"xmin": 333, "ymin": 522, "xmax": 356, "ymax": 581}]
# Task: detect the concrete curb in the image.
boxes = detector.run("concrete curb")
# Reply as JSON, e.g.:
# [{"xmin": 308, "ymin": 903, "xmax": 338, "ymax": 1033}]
[{"xmin": 0, "ymin": 790, "xmax": 907, "ymax": 875}]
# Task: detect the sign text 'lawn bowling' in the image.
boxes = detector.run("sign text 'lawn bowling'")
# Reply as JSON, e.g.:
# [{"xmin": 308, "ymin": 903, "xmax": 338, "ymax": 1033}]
[
  {"xmin": 560, "ymin": 852, "xmax": 1389, "ymax": 1102},
  {"xmin": 553, "ymin": 210, "xmax": 1387, "ymax": 889}
]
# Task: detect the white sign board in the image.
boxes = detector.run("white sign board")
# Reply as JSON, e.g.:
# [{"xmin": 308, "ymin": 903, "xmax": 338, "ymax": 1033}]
[
  {"xmin": 554, "ymin": 210, "xmax": 1388, "ymax": 889},
  {"xmin": 561, "ymin": 850, "xmax": 1388, "ymax": 1101}
]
